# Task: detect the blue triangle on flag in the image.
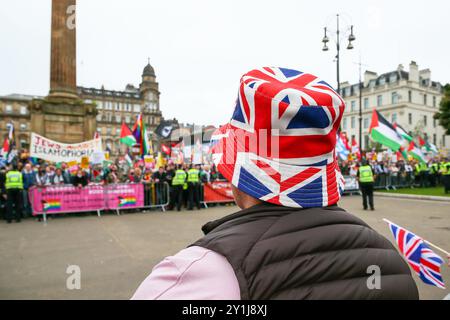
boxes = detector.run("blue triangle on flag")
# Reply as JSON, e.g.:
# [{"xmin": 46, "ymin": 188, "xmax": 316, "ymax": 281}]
[
  {"xmin": 287, "ymin": 176, "xmax": 323, "ymax": 207},
  {"xmin": 231, "ymin": 98, "xmax": 246, "ymax": 123},
  {"xmin": 238, "ymin": 167, "xmax": 272, "ymax": 199},
  {"xmin": 286, "ymin": 106, "xmax": 330, "ymax": 129},
  {"xmin": 248, "ymin": 82, "xmax": 256, "ymax": 88},
  {"xmin": 281, "ymin": 95, "xmax": 290, "ymax": 105},
  {"xmin": 279, "ymin": 67, "xmax": 302, "ymax": 78},
  {"xmin": 318, "ymin": 80, "xmax": 332, "ymax": 88}
]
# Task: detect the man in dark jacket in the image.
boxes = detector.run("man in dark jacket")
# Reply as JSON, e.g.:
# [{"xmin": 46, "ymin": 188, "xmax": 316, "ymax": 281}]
[
  {"xmin": 133, "ymin": 67, "xmax": 418, "ymax": 300},
  {"xmin": 22, "ymin": 163, "xmax": 36, "ymax": 217}
]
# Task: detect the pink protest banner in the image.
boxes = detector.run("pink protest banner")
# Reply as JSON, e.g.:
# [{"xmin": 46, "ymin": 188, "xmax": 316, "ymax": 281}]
[
  {"xmin": 29, "ymin": 185, "xmax": 105, "ymax": 215},
  {"xmin": 29, "ymin": 183, "xmax": 145, "ymax": 215},
  {"xmin": 104, "ymin": 183, "xmax": 144, "ymax": 210}
]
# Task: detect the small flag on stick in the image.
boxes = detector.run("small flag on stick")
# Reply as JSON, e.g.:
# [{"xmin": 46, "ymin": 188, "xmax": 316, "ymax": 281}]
[{"xmin": 383, "ymin": 219, "xmax": 447, "ymax": 289}]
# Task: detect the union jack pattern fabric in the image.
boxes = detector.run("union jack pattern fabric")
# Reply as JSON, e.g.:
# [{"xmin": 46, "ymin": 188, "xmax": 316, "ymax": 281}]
[
  {"xmin": 388, "ymin": 222, "xmax": 446, "ymax": 289},
  {"xmin": 211, "ymin": 67, "xmax": 346, "ymax": 208}
]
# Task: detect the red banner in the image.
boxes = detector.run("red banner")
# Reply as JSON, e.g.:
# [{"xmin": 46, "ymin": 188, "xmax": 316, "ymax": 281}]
[{"xmin": 203, "ymin": 181, "xmax": 235, "ymax": 203}]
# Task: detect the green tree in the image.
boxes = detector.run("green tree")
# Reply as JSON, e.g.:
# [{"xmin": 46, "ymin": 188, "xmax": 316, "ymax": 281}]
[{"xmin": 434, "ymin": 84, "xmax": 450, "ymax": 134}]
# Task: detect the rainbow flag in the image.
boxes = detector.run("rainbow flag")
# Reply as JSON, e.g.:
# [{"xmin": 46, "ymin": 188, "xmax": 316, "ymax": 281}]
[
  {"xmin": 42, "ymin": 199, "xmax": 61, "ymax": 211},
  {"xmin": 118, "ymin": 196, "xmax": 137, "ymax": 207},
  {"xmin": 132, "ymin": 114, "xmax": 151, "ymax": 156}
]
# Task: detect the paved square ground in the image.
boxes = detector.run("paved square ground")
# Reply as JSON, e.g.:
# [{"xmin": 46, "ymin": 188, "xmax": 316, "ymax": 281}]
[{"xmin": 0, "ymin": 195, "xmax": 448, "ymax": 300}]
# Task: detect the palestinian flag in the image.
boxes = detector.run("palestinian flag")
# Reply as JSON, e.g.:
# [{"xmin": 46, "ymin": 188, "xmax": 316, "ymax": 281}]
[
  {"xmin": 369, "ymin": 110, "xmax": 403, "ymax": 151},
  {"xmin": 417, "ymin": 136, "xmax": 426, "ymax": 147},
  {"xmin": 393, "ymin": 123, "xmax": 413, "ymax": 142},
  {"xmin": 120, "ymin": 122, "xmax": 136, "ymax": 147},
  {"xmin": 398, "ymin": 146, "xmax": 408, "ymax": 160},
  {"xmin": 408, "ymin": 141, "xmax": 427, "ymax": 164},
  {"xmin": 1, "ymin": 137, "xmax": 9, "ymax": 158},
  {"xmin": 426, "ymin": 141, "xmax": 439, "ymax": 154}
]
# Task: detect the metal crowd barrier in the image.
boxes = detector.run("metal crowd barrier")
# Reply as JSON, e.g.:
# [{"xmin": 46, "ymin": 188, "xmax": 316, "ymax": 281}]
[
  {"xmin": 372, "ymin": 172, "xmax": 416, "ymax": 190},
  {"xmin": 28, "ymin": 182, "xmax": 170, "ymax": 222},
  {"xmin": 343, "ymin": 172, "xmax": 442, "ymax": 191}
]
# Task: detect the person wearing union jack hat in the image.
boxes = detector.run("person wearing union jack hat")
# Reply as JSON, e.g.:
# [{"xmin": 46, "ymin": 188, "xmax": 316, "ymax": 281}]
[{"xmin": 133, "ymin": 67, "xmax": 418, "ymax": 300}]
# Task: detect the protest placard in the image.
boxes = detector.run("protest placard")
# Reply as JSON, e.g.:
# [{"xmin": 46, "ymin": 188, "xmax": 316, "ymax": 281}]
[{"xmin": 30, "ymin": 133, "xmax": 102, "ymax": 163}]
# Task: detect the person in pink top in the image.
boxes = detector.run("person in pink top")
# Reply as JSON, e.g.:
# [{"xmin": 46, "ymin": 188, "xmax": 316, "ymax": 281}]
[{"xmin": 132, "ymin": 67, "xmax": 418, "ymax": 300}]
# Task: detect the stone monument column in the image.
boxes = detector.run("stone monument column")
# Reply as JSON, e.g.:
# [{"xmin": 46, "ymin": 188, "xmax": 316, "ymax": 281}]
[
  {"xmin": 30, "ymin": 0, "xmax": 97, "ymax": 144},
  {"xmin": 49, "ymin": 0, "xmax": 78, "ymax": 99}
]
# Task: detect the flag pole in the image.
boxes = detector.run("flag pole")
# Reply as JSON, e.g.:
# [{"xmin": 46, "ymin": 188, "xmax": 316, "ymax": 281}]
[{"xmin": 382, "ymin": 218, "xmax": 450, "ymax": 256}]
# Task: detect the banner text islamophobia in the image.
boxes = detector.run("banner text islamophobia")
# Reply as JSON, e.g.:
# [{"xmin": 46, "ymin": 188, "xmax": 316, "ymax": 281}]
[{"xmin": 30, "ymin": 132, "xmax": 103, "ymax": 163}]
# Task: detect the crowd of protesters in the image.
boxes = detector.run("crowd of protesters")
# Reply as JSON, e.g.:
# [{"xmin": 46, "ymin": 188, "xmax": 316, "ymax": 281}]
[
  {"xmin": 0, "ymin": 150, "xmax": 224, "ymax": 223},
  {"xmin": 339, "ymin": 154, "xmax": 450, "ymax": 191}
]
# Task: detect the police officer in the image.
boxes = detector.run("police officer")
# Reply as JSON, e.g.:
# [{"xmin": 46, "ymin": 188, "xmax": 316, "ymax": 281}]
[
  {"xmin": 5, "ymin": 164, "xmax": 24, "ymax": 223},
  {"xmin": 171, "ymin": 165, "xmax": 186, "ymax": 211},
  {"xmin": 429, "ymin": 161, "xmax": 440, "ymax": 187},
  {"xmin": 441, "ymin": 159, "xmax": 450, "ymax": 194},
  {"xmin": 357, "ymin": 160, "xmax": 375, "ymax": 211},
  {"xmin": 187, "ymin": 164, "xmax": 201, "ymax": 210}
]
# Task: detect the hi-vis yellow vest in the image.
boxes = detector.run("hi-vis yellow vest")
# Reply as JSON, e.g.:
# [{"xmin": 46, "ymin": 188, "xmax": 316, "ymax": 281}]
[
  {"xmin": 172, "ymin": 170, "xmax": 186, "ymax": 186},
  {"xmin": 187, "ymin": 169, "xmax": 199, "ymax": 183},
  {"xmin": 359, "ymin": 166, "xmax": 374, "ymax": 183},
  {"xmin": 5, "ymin": 171, "xmax": 24, "ymax": 190}
]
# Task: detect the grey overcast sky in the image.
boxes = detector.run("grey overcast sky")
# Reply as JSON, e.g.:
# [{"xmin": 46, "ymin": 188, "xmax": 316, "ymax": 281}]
[{"xmin": 0, "ymin": 0, "xmax": 449, "ymax": 126}]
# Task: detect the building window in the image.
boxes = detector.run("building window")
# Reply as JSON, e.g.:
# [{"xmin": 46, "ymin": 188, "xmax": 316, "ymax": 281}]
[
  {"xmin": 423, "ymin": 115, "xmax": 427, "ymax": 127},
  {"xmin": 391, "ymin": 113, "xmax": 397, "ymax": 123},
  {"xmin": 125, "ymin": 115, "xmax": 131, "ymax": 123},
  {"xmin": 423, "ymin": 94, "xmax": 427, "ymax": 106},
  {"xmin": 364, "ymin": 135, "xmax": 369, "ymax": 150},
  {"xmin": 377, "ymin": 95, "xmax": 382, "ymax": 107},
  {"xmin": 115, "ymin": 103, "xmax": 121, "ymax": 111},
  {"xmin": 350, "ymin": 101, "xmax": 356, "ymax": 112},
  {"xmin": 96, "ymin": 114, "xmax": 102, "ymax": 121},
  {"xmin": 134, "ymin": 104, "xmax": 141, "ymax": 113},
  {"xmin": 106, "ymin": 127, "xmax": 112, "ymax": 135},
  {"xmin": 433, "ymin": 134, "xmax": 437, "ymax": 145},
  {"xmin": 5, "ymin": 105, "xmax": 12, "ymax": 113},
  {"xmin": 433, "ymin": 118, "xmax": 437, "ymax": 128},
  {"xmin": 363, "ymin": 118, "xmax": 369, "ymax": 129},
  {"xmin": 20, "ymin": 106, "xmax": 27, "ymax": 115},
  {"xmin": 391, "ymin": 92, "xmax": 398, "ymax": 104},
  {"xmin": 20, "ymin": 123, "xmax": 27, "ymax": 130},
  {"xmin": 116, "ymin": 128, "xmax": 121, "ymax": 135},
  {"xmin": 433, "ymin": 96, "xmax": 437, "ymax": 107},
  {"xmin": 408, "ymin": 90, "xmax": 412, "ymax": 103},
  {"xmin": 379, "ymin": 77, "xmax": 386, "ymax": 85},
  {"xmin": 389, "ymin": 74, "xmax": 397, "ymax": 83},
  {"xmin": 97, "ymin": 101, "xmax": 103, "ymax": 110},
  {"xmin": 345, "ymin": 87, "xmax": 351, "ymax": 97},
  {"xmin": 408, "ymin": 113, "xmax": 412, "ymax": 125},
  {"xmin": 115, "ymin": 115, "xmax": 121, "ymax": 123},
  {"xmin": 351, "ymin": 116, "xmax": 355, "ymax": 129},
  {"xmin": 343, "ymin": 117, "xmax": 347, "ymax": 130},
  {"xmin": 364, "ymin": 98, "xmax": 369, "ymax": 109},
  {"xmin": 443, "ymin": 135, "xmax": 446, "ymax": 147}
]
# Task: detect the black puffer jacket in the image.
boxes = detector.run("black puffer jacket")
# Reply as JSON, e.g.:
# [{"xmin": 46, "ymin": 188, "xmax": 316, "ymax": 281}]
[{"xmin": 191, "ymin": 202, "xmax": 419, "ymax": 300}]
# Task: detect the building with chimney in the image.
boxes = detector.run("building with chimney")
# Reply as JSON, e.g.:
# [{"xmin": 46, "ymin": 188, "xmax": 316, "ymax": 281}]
[{"xmin": 340, "ymin": 61, "xmax": 448, "ymax": 152}]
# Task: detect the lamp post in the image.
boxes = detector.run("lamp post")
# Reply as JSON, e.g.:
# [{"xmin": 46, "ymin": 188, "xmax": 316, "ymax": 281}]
[{"xmin": 322, "ymin": 14, "xmax": 356, "ymax": 94}]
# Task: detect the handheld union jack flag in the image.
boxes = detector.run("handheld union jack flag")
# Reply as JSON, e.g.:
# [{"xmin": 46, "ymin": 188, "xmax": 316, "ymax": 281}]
[
  {"xmin": 387, "ymin": 221, "xmax": 446, "ymax": 289},
  {"xmin": 211, "ymin": 67, "xmax": 346, "ymax": 208}
]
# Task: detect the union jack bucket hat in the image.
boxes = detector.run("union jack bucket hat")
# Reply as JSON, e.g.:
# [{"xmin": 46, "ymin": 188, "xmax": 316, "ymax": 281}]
[{"xmin": 211, "ymin": 67, "xmax": 346, "ymax": 208}]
